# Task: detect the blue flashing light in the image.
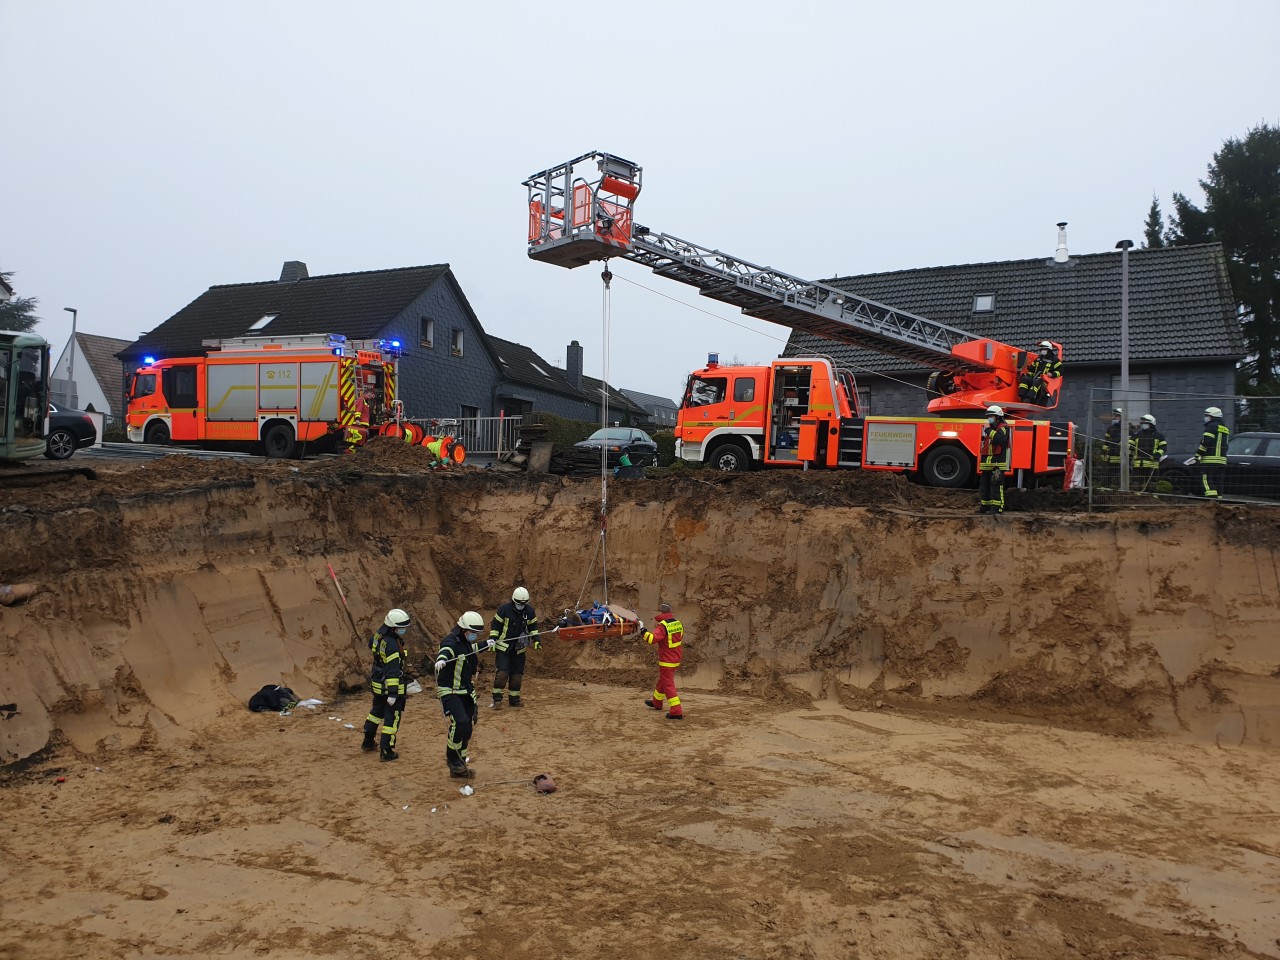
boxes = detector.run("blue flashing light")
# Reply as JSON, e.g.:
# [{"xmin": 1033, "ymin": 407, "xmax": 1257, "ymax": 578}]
[
  {"xmin": 143, "ymin": 355, "xmax": 156, "ymax": 365},
  {"xmin": 332, "ymin": 347, "xmax": 343, "ymax": 356},
  {"xmin": 707, "ymin": 352, "xmax": 719, "ymax": 365}
]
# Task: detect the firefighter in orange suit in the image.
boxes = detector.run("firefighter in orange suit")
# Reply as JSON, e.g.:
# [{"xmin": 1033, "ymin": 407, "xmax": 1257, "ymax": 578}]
[{"xmin": 643, "ymin": 602, "xmax": 685, "ymax": 720}]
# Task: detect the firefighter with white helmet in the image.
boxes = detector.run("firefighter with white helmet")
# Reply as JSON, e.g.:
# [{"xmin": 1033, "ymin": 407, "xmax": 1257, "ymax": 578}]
[
  {"xmin": 1130, "ymin": 413, "xmax": 1167, "ymax": 491},
  {"xmin": 1195, "ymin": 406, "xmax": 1230, "ymax": 498},
  {"xmin": 1016, "ymin": 340, "xmax": 1062, "ymax": 406},
  {"xmin": 362, "ymin": 608, "xmax": 413, "ymax": 761},
  {"xmin": 488, "ymin": 586, "xmax": 542, "ymax": 709},
  {"xmin": 434, "ymin": 610, "xmax": 493, "ymax": 778},
  {"xmin": 977, "ymin": 405, "xmax": 1011, "ymax": 514}
]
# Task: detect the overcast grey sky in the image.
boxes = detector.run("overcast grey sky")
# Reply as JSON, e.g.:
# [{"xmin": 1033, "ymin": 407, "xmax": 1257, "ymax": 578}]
[{"xmin": 4, "ymin": 0, "xmax": 1278, "ymax": 405}]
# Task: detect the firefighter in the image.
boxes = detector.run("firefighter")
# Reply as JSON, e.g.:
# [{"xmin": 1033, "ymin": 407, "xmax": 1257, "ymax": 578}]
[
  {"xmin": 977, "ymin": 404, "xmax": 1011, "ymax": 515},
  {"xmin": 1129, "ymin": 414, "xmax": 1167, "ymax": 492},
  {"xmin": 435, "ymin": 610, "xmax": 492, "ymax": 778},
  {"xmin": 1097, "ymin": 408, "xmax": 1125, "ymax": 488},
  {"xmin": 1195, "ymin": 406, "xmax": 1230, "ymax": 498},
  {"xmin": 643, "ymin": 602, "xmax": 685, "ymax": 719},
  {"xmin": 362, "ymin": 608, "xmax": 413, "ymax": 762},
  {"xmin": 489, "ymin": 586, "xmax": 541, "ymax": 709},
  {"xmin": 1016, "ymin": 341, "xmax": 1062, "ymax": 406}
]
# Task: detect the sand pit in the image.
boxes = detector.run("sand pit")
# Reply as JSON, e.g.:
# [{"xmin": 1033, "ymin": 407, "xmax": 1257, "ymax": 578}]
[{"xmin": 1, "ymin": 449, "xmax": 1278, "ymax": 958}]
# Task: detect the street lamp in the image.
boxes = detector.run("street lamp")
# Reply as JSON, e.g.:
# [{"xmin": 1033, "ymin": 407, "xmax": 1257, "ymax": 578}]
[
  {"xmin": 1115, "ymin": 241, "xmax": 1133, "ymax": 492},
  {"xmin": 63, "ymin": 307, "xmax": 77, "ymax": 386}
]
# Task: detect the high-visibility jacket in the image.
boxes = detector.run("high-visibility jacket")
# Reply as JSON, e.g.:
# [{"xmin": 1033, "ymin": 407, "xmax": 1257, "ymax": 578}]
[
  {"xmin": 646, "ymin": 615, "xmax": 684, "ymax": 668},
  {"xmin": 1130, "ymin": 428, "xmax": 1167, "ymax": 469},
  {"xmin": 368, "ymin": 625, "xmax": 407, "ymax": 697},
  {"xmin": 1197, "ymin": 421, "xmax": 1230, "ymax": 465},
  {"xmin": 436, "ymin": 625, "xmax": 481, "ymax": 697},
  {"xmin": 490, "ymin": 601, "xmax": 541, "ymax": 652},
  {"xmin": 1102, "ymin": 421, "xmax": 1125, "ymax": 464},
  {"xmin": 979, "ymin": 423, "xmax": 1010, "ymax": 472},
  {"xmin": 1025, "ymin": 354, "xmax": 1062, "ymax": 382}
]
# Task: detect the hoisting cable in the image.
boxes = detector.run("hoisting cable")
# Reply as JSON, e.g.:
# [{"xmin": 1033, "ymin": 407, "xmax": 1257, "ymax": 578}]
[{"xmin": 598, "ymin": 259, "xmax": 613, "ymax": 607}]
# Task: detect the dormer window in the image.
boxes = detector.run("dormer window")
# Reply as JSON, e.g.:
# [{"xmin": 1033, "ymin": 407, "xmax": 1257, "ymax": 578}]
[
  {"xmin": 249, "ymin": 313, "xmax": 277, "ymax": 331},
  {"xmin": 972, "ymin": 294, "xmax": 995, "ymax": 313}
]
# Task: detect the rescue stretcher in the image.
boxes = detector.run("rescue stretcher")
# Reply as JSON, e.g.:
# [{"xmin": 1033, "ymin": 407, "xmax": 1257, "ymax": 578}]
[{"xmin": 553, "ymin": 604, "xmax": 643, "ymax": 643}]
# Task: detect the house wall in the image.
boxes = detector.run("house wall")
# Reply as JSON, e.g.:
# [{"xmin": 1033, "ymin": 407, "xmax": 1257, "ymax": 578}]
[
  {"xmin": 496, "ymin": 383, "xmax": 588, "ymax": 421},
  {"xmin": 377, "ymin": 283, "xmax": 500, "ymax": 419},
  {"xmin": 50, "ymin": 344, "xmax": 110, "ymax": 415}
]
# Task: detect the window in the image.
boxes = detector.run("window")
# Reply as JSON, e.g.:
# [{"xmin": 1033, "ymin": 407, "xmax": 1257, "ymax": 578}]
[
  {"xmin": 1229, "ymin": 435, "xmax": 1264, "ymax": 457},
  {"xmin": 451, "ymin": 329, "xmax": 464, "ymax": 357},
  {"xmin": 733, "ymin": 377, "xmax": 756, "ymax": 403},
  {"xmin": 685, "ymin": 375, "xmax": 727, "ymax": 407},
  {"xmin": 249, "ymin": 313, "xmax": 277, "ymax": 331},
  {"xmin": 420, "ymin": 318, "xmax": 434, "ymax": 348},
  {"xmin": 972, "ymin": 294, "xmax": 995, "ymax": 313},
  {"xmin": 1110, "ymin": 374, "xmax": 1151, "ymax": 420}
]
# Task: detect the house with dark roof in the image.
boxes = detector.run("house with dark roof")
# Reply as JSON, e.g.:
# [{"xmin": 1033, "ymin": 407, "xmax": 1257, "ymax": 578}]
[
  {"xmin": 620, "ymin": 387, "xmax": 678, "ymax": 428},
  {"xmin": 52, "ymin": 332, "xmax": 132, "ymax": 419},
  {"xmin": 119, "ymin": 261, "xmax": 505, "ymax": 422},
  {"xmin": 785, "ymin": 242, "xmax": 1243, "ymax": 451},
  {"xmin": 488, "ymin": 335, "xmax": 590, "ymax": 419}
]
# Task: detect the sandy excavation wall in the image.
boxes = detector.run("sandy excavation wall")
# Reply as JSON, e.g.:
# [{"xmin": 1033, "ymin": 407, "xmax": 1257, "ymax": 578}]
[{"xmin": 2, "ymin": 470, "xmax": 1277, "ymax": 764}]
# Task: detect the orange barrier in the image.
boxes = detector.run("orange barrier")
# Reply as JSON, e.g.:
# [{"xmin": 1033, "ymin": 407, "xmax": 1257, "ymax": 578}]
[{"xmin": 600, "ymin": 175, "xmax": 639, "ymax": 201}]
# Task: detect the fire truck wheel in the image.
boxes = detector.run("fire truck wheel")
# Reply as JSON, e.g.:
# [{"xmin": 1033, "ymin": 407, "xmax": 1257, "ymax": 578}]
[
  {"xmin": 920, "ymin": 445, "xmax": 973, "ymax": 488},
  {"xmin": 707, "ymin": 442, "xmax": 750, "ymax": 472},
  {"xmin": 144, "ymin": 422, "xmax": 170, "ymax": 446},
  {"xmin": 262, "ymin": 423, "xmax": 298, "ymax": 459}
]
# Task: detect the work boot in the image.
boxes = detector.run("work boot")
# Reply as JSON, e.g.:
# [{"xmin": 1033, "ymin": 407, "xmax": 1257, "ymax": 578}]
[
  {"xmin": 665, "ymin": 712, "xmax": 683, "ymax": 720},
  {"xmin": 644, "ymin": 699, "xmax": 661, "ymax": 710},
  {"xmin": 976, "ymin": 505, "xmax": 989, "ymax": 514},
  {"xmin": 491, "ymin": 696, "xmax": 503, "ymax": 709},
  {"xmin": 449, "ymin": 764, "xmax": 475, "ymax": 779},
  {"xmin": 508, "ymin": 697, "xmax": 523, "ymax": 709},
  {"xmin": 380, "ymin": 749, "xmax": 399, "ymax": 762},
  {"xmin": 361, "ymin": 738, "xmax": 377, "ymax": 752}
]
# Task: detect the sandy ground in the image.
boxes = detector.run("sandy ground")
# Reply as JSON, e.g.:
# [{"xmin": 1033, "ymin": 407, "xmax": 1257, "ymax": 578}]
[
  {"xmin": 2, "ymin": 444, "xmax": 1279, "ymax": 958},
  {"xmin": 4, "ymin": 680, "xmax": 1278, "ymax": 960}
]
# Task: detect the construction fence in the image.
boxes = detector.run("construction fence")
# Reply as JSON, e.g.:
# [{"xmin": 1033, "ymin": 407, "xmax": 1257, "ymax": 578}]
[{"xmin": 1081, "ymin": 388, "xmax": 1280, "ymax": 505}]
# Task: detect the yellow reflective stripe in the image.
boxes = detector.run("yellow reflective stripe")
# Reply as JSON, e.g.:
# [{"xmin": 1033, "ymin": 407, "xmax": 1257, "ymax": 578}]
[
  {"xmin": 658, "ymin": 660, "xmax": 681, "ymax": 668},
  {"xmin": 668, "ymin": 640, "xmax": 682, "ymax": 648}
]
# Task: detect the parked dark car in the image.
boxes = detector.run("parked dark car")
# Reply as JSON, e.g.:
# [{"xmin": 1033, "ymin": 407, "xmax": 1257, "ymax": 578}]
[
  {"xmin": 45, "ymin": 402, "xmax": 98, "ymax": 460},
  {"xmin": 1158, "ymin": 431, "xmax": 1280, "ymax": 500},
  {"xmin": 573, "ymin": 426, "xmax": 658, "ymax": 466}
]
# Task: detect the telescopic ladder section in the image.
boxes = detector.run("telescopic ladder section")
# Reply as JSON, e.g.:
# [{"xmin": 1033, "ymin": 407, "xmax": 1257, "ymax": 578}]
[{"xmin": 524, "ymin": 151, "xmax": 989, "ymax": 374}]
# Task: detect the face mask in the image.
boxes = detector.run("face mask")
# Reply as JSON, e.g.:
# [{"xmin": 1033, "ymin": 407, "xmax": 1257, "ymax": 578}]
[
  {"xmin": 465, "ymin": 631, "xmax": 479, "ymax": 642},
  {"xmin": 1140, "ymin": 424, "xmax": 1151, "ymax": 431},
  {"xmin": 395, "ymin": 627, "xmax": 408, "ymax": 636},
  {"xmin": 1204, "ymin": 416, "xmax": 1212, "ymax": 424},
  {"xmin": 987, "ymin": 417, "xmax": 997, "ymax": 425},
  {"xmin": 514, "ymin": 601, "xmax": 526, "ymax": 610}
]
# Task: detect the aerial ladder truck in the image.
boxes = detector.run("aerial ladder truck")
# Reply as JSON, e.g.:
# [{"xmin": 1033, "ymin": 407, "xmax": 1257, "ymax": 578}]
[{"xmin": 524, "ymin": 151, "xmax": 1073, "ymax": 488}]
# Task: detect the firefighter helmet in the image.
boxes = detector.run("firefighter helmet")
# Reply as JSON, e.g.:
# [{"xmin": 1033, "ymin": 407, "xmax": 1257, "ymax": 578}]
[
  {"xmin": 457, "ymin": 610, "xmax": 485, "ymax": 631},
  {"xmin": 512, "ymin": 586, "xmax": 530, "ymax": 604},
  {"xmin": 1140, "ymin": 414, "xmax": 1157, "ymax": 426},
  {"xmin": 986, "ymin": 405, "xmax": 1005, "ymax": 418},
  {"xmin": 384, "ymin": 608, "xmax": 411, "ymax": 630},
  {"xmin": 1038, "ymin": 340, "xmax": 1054, "ymax": 350},
  {"xmin": 1204, "ymin": 406, "xmax": 1223, "ymax": 419}
]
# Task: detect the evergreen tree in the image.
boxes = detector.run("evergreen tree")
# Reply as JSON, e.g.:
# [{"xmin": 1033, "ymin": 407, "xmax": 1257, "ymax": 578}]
[
  {"xmin": 1143, "ymin": 195, "xmax": 1166, "ymax": 248},
  {"xmin": 1165, "ymin": 124, "xmax": 1280, "ymax": 393},
  {"xmin": 0, "ymin": 270, "xmax": 42, "ymax": 333}
]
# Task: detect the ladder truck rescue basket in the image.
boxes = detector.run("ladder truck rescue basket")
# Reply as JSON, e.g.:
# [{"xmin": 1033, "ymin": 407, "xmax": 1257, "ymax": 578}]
[{"xmin": 524, "ymin": 151, "xmax": 642, "ymax": 269}]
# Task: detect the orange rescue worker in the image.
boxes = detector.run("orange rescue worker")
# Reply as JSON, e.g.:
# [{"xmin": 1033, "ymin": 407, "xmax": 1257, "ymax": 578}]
[{"xmin": 643, "ymin": 602, "xmax": 685, "ymax": 720}]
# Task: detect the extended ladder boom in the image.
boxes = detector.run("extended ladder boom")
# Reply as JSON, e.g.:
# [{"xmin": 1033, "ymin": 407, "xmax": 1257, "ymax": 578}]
[
  {"xmin": 525, "ymin": 151, "xmax": 989, "ymax": 373},
  {"xmin": 622, "ymin": 228, "xmax": 987, "ymax": 373}
]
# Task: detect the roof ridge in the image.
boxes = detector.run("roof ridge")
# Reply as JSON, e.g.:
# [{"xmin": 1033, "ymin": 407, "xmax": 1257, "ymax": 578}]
[{"xmin": 208, "ymin": 263, "xmax": 449, "ymax": 291}]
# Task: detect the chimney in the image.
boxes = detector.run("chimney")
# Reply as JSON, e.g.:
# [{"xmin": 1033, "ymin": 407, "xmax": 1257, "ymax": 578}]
[
  {"xmin": 566, "ymin": 339, "xmax": 583, "ymax": 389},
  {"xmin": 1053, "ymin": 223, "xmax": 1069, "ymax": 264},
  {"xmin": 279, "ymin": 260, "xmax": 309, "ymax": 282}
]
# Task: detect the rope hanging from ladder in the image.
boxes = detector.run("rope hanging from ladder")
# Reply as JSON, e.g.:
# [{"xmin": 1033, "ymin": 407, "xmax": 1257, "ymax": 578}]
[{"xmin": 575, "ymin": 260, "xmax": 614, "ymax": 611}]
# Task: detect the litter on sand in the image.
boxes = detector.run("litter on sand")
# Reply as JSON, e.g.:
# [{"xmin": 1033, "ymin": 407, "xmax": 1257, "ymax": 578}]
[
  {"xmin": 459, "ymin": 785, "xmax": 475, "ymax": 796},
  {"xmin": 343, "ymin": 723, "xmax": 355, "ymax": 729},
  {"xmin": 297, "ymin": 698, "xmax": 325, "ymax": 709}
]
